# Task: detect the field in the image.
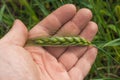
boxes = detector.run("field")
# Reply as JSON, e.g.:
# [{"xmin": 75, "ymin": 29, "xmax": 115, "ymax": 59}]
[{"xmin": 0, "ymin": 0, "xmax": 120, "ymax": 79}]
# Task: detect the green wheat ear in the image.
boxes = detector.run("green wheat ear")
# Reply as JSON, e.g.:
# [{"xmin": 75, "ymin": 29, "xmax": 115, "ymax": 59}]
[{"xmin": 27, "ymin": 36, "xmax": 92, "ymax": 46}]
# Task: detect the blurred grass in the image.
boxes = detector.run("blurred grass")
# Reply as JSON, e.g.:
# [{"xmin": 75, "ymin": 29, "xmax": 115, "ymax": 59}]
[{"xmin": 0, "ymin": 0, "xmax": 120, "ymax": 79}]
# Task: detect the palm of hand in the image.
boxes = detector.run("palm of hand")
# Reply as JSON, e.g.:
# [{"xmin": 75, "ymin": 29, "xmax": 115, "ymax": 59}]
[{"xmin": 0, "ymin": 4, "xmax": 98, "ymax": 80}]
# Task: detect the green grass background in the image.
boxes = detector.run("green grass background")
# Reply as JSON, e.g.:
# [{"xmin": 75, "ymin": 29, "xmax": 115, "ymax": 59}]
[{"xmin": 0, "ymin": 0, "xmax": 120, "ymax": 79}]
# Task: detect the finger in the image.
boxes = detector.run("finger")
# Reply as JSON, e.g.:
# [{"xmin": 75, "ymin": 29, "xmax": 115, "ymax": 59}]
[
  {"xmin": 0, "ymin": 19, "xmax": 28, "ymax": 46},
  {"xmin": 46, "ymin": 8, "xmax": 93, "ymax": 58},
  {"xmin": 55, "ymin": 8, "xmax": 93, "ymax": 36},
  {"xmin": 58, "ymin": 22, "xmax": 98, "ymax": 71},
  {"xmin": 29, "ymin": 4, "xmax": 76, "ymax": 39},
  {"xmin": 68, "ymin": 47, "xmax": 97, "ymax": 80},
  {"xmin": 72, "ymin": 22, "xmax": 98, "ymax": 58}
]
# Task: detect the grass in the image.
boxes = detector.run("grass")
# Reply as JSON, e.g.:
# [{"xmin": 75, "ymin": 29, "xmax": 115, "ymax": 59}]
[{"xmin": 0, "ymin": 0, "xmax": 120, "ymax": 79}]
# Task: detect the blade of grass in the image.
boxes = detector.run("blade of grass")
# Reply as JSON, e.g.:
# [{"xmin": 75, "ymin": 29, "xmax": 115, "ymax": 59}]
[
  {"xmin": 2, "ymin": 0, "xmax": 15, "ymax": 21},
  {"xmin": 19, "ymin": 0, "xmax": 39, "ymax": 22},
  {"xmin": 0, "ymin": 4, "xmax": 5, "ymax": 21},
  {"xmin": 102, "ymin": 38, "xmax": 120, "ymax": 47},
  {"xmin": 97, "ymin": 47, "xmax": 120, "ymax": 65}
]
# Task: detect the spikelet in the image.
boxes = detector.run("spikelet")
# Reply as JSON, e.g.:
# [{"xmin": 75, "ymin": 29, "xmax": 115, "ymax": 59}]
[{"xmin": 27, "ymin": 36, "xmax": 92, "ymax": 46}]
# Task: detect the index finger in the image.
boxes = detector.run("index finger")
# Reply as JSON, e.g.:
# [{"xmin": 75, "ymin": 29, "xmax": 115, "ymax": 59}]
[{"xmin": 29, "ymin": 4, "xmax": 76, "ymax": 39}]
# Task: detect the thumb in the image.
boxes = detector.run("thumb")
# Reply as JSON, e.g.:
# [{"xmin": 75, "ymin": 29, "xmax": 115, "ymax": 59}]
[{"xmin": 1, "ymin": 19, "xmax": 28, "ymax": 46}]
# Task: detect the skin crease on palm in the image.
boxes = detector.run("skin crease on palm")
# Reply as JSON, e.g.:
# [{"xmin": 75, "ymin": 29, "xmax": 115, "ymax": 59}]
[{"xmin": 0, "ymin": 4, "xmax": 98, "ymax": 80}]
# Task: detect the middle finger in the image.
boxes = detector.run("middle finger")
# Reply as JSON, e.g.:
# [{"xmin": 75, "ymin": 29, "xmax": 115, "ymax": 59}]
[{"xmin": 45, "ymin": 8, "xmax": 92, "ymax": 58}]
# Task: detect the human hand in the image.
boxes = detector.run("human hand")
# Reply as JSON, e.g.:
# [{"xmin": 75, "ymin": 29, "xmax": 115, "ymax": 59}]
[{"xmin": 0, "ymin": 4, "xmax": 98, "ymax": 80}]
